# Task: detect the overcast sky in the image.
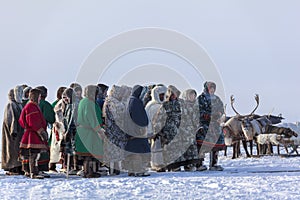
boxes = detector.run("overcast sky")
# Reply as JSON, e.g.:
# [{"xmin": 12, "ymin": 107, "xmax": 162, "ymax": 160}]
[{"xmin": 1, "ymin": 0, "xmax": 300, "ymax": 127}]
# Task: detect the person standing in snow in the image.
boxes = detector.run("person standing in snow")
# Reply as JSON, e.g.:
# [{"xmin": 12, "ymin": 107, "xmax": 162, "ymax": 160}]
[
  {"xmin": 75, "ymin": 85, "xmax": 104, "ymax": 178},
  {"xmin": 60, "ymin": 88, "xmax": 78, "ymax": 175},
  {"xmin": 1, "ymin": 86, "xmax": 24, "ymax": 175},
  {"xmin": 19, "ymin": 88, "xmax": 49, "ymax": 179},
  {"xmin": 145, "ymin": 84, "xmax": 167, "ymax": 172},
  {"xmin": 196, "ymin": 81, "xmax": 225, "ymax": 171},
  {"xmin": 178, "ymin": 89, "xmax": 201, "ymax": 171},
  {"xmin": 153, "ymin": 85, "xmax": 183, "ymax": 172},
  {"xmin": 49, "ymin": 86, "xmax": 66, "ymax": 172},
  {"xmin": 35, "ymin": 86, "xmax": 55, "ymax": 175},
  {"xmin": 102, "ymin": 85, "xmax": 131, "ymax": 175},
  {"xmin": 123, "ymin": 85, "xmax": 151, "ymax": 177}
]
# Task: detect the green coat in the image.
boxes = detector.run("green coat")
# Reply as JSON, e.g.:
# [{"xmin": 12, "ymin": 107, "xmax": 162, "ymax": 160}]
[
  {"xmin": 75, "ymin": 98, "xmax": 104, "ymax": 159},
  {"xmin": 39, "ymin": 99, "xmax": 55, "ymax": 125}
]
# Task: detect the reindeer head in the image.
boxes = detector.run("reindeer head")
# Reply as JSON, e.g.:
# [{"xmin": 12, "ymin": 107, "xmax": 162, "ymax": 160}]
[{"xmin": 231, "ymin": 94, "xmax": 260, "ymax": 141}]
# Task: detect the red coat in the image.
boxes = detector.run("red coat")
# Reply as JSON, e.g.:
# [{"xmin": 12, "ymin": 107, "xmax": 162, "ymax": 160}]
[{"xmin": 19, "ymin": 101, "xmax": 48, "ymax": 149}]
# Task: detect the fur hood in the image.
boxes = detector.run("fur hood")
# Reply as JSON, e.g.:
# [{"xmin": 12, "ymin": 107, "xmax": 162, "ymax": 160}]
[
  {"xmin": 14, "ymin": 85, "xmax": 23, "ymax": 104},
  {"xmin": 151, "ymin": 85, "xmax": 167, "ymax": 104},
  {"xmin": 107, "ymin": 85, "xmax": 131, "ymax": 102},
  {"xmin": 8, "ymin": 88, "xmax": 15, "ymax": 101},
  {"xmin": 22, "ymin": 86, "xmax": 32, "ymax": 100},
  {"xmin": 120, "ymin": 85, "xmax": 132, "ymax": 102},
  {"xmin": 181, "ymin": 89, "xmax": 197, "ymax": 102},
  {"xmin": 83, "ymin": 85, "xmax": 99, "ymax": 101},
  {"xmin": 166, "ymin": 85, "xmax": 181, "ymax": 100},
  {"xmin": 108, "ymin": 85, "xmax": 123, "ymax": 101}
]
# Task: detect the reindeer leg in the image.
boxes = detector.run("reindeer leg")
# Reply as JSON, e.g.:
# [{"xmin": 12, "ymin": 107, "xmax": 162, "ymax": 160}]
[
  {"xmin": 232, "ymin": 143, "xmax": 236, "ymax": 159},
  {"xmin": 242, "ymin": 140, "xmax": 251, "ymax": 157},
  {"xmin": 224, "ymin": 146, "xmax": 227, "ymax": 157},
  {"xmin": 250, "ymin": 140, "xmax": 253, "ymax": 156},
  {"xmin": 270, "ymin": 143, "xmax": 274, "ymax": 155},
  {"xmin": 267, "ymin": 143, "xmax": 271, "ymax": 155},
  {"xmin": 237, "ymin": 142, "xmax": 241, "ymax": 158}
]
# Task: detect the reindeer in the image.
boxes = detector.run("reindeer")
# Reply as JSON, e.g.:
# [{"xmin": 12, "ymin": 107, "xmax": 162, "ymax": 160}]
[
  {"xmin": 222, "ymin": 95, "xmax": 260, "ymax": 158},
  {"xmin": 235, "ymin": 97, "xmax": 298, "ymax": 156}
]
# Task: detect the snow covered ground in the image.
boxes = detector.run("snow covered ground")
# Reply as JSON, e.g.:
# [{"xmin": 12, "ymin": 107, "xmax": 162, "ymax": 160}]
[{"xmin": 1, "ymin": 148, "xmax": 300, "ymax": 200}]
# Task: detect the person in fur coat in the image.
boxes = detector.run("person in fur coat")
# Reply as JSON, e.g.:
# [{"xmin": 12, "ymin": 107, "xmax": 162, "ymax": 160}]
[
  {"xmin": 123, "ymin": 85, "xmax": 151, "ymax": 177},
  {"xmin": 1, "ymin": 86, "xmax": 24, "ymax": 175},
  {"xmin": 153, "ymin": 85, "xmax": 183, "ymax": 172},
  {"xmin": 178, "ymin": 89, "xmax": 201, "ymax": 171},
  {"xmin": 196, "ymin": 81, "xmax": 225, "ymax": 171},
  {"xmin": 49, "ymin": 86, "xmax": 66, "ymax": 172},
  {"xmin": 102, "ymin": 85, "xmax": 131, "ymax": 175},
  {"xmin": 153, "ymin": 85, "xmax": 198, "ymax": 171},
  {"xmin": 145, "ymin": 84, "xmax": 167, "ymax": 172}
]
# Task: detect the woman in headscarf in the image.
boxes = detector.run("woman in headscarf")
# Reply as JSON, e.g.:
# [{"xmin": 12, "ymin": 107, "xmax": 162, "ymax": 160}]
[
  {"xmin": 123, "ymin": 85, "xmax": 151, "ymax": 177},
  {"xmin": 1, "ymin": 86, "xmax": 24, "ymax": 175}
]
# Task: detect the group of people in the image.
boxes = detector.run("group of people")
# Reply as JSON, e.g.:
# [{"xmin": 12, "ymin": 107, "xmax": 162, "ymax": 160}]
[{"xmin": 1, "ymin": 81, "xmax": 226, "ymax": 179}]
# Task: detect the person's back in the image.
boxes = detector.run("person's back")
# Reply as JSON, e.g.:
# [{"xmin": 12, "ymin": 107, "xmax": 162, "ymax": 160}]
[
  {"xmin": 2, "ymin": 86, "xmax": 24, "ymax": 175},
  {"xmin": 123, "ymin": 85, "xmax": 150, "ymax": 177}
]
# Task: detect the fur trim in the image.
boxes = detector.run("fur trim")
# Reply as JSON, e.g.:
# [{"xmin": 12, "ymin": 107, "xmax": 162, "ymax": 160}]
[
  {"xmin": 181, "ymin": 89, "xmax": 197, "ymax": 102},
  {"xmin": 151, "ymin": 85, "xmax": 167, "ymax": 104},
  {"xmin": 166, "ymin": 85, "xmax": 181, "ymax": 99}
]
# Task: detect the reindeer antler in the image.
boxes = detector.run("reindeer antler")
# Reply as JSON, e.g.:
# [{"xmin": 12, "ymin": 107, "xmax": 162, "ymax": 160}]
[
  {"xmin": 230, "ymin": 95, "xmax": 240, "ymax": 115},
  {"xmin": 250, "ymin": 94, "xmax": 259, "ymax": 115}
]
